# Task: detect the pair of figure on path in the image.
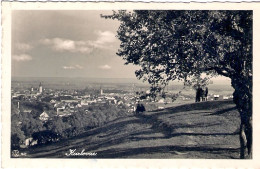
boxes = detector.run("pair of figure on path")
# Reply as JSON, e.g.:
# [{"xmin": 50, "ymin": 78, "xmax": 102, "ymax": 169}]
[{"xmin": 196, "ymin": 86, "xmax": 208, "ymax": 102}]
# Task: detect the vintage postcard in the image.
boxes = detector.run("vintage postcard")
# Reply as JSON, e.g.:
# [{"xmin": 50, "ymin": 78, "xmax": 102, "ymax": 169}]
[{"xmin": 1, "ymin": 1, "xmax": 260, "ymax": 168}]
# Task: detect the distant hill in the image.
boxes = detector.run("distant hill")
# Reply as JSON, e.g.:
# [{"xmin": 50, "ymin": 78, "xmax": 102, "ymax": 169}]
[
  {"xmin": 12, "ymin": 76, "xmax": 232, "ymax": 85},
  {"xmin": 12, "ymin": 77, "xmax": 146, "ymax": 85},
  {"xmin": 22, "ymin": 100, "xmax": 240, "ymax": 159},
  {"xmin": 12, "ymin": 76, "xmax": 234, "ymax": 92}
]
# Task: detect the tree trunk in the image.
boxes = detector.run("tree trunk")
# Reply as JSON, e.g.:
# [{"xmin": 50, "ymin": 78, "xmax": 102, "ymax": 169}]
[
  {"xmin": 232, "ymin": 77, "xmax": 252, "ymax": 159},
  {"xmin": 238, "ymin": 112, "xmax": 252, "ymax": 159},
  {"xmin": 239, "ymin": 123, "xmax": 246, "ymax": 159}
]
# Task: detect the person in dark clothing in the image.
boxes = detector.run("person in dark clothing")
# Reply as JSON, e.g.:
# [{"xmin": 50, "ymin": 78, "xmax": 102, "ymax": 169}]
[
  {"xmin": 196, "ymin": 89, "xmax": 200, "ymax": 102},
  {"xmin": 205, "ymin": 87, "xmax": 208, "ymax": 101},
  {"xmin": 196, "ymin": 86, "xmax": 202, "ymax": 102},
  {"xmin": 136, "ymin": 102, "xmax": 146, "ymax": 115},
  {"xmin": 201, "ymin": 88, "xmax": 205, "ymax": 101}
]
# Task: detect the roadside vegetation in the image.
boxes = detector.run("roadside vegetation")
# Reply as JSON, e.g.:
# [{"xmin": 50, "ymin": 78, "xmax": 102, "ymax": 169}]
[{"xmin": 11, "ymin": 100, "xmax": 130, "ymax": 150}]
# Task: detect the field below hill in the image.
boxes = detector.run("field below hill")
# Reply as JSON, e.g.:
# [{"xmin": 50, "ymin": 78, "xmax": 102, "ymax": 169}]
[{"xmin": 22, "ymin": 100, "xmax": 241, "ymax": 159}]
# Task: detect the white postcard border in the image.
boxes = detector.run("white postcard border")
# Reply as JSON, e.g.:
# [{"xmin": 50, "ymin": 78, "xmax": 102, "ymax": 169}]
[{"xmin": 2, "ymin": 2, "xmax": 260, "ymax": 168}]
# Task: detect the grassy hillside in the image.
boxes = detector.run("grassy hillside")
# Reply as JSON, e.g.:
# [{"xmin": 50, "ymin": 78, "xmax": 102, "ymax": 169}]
[{"xmin": 22, "ymin": 100, "xmax": 240, "ymax": 159}]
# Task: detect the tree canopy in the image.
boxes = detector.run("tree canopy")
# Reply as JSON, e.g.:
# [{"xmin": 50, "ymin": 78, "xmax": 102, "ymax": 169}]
[{"xmin": 103, "ymin": 10, "xmax": 252, "ymax": 87}]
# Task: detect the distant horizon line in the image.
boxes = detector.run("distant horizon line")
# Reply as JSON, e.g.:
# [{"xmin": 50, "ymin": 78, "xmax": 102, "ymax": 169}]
[
  {"xmin": 11, "ymin": 76, "xmax": 231, "ymax": 86},
  {"xmin": 11, "ymin": 76, "xmax": 231, "ymax": 81},
  {"xmin": 12, "ymin": 76, "xmax": 138, "ymax": 79}
]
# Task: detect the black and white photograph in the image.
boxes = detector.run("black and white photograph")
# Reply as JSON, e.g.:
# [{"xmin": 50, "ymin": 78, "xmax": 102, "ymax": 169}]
[{"xmin": 2, "ymin": 2, "xmax": 260, "ymax": 168}]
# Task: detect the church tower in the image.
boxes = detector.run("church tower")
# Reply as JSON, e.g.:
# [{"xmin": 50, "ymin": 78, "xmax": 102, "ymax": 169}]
[
  {"xmin": 39, "ymin": 82, "xmax": 43, "ymax": 93},
  {"xmin": 100, "ymin": 86, "xmax": 103, "ymax": 95}
]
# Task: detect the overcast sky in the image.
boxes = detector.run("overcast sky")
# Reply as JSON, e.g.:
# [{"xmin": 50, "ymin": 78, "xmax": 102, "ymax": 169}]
[
  {"xmin": 11, "ymin": 10, "xmax": 230, "ymax": 83},
  {"xmin": 12, "ymin": 10, "xmax": 140, "ymax": 78}
]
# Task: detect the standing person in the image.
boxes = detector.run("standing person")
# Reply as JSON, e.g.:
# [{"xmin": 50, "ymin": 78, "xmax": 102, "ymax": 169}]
[
  {"xmin": 196, "ymin": 85, "xmax": 202, "ymax": 102},
  {"xmin": 205, "ymin": 87, "xmax": 208, "ymax": 101},
  {"xmin": 201, "ymin": 88, "xmax": 205, "ymax": 101},
  {"xmin": 199, "ymin": 86, "xmax": 203, "ymax": 102},
  {"xmin": 195, "ymin": 87, "xmax": 199, "ymax": 102},
  {"xmin": 199, "ymin": 87, "xmax": 204, "ymax": 101}
]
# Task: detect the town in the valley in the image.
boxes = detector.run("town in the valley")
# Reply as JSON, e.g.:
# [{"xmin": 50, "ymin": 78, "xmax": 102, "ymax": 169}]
[{"xmin": 11, "ymin": 80, "xmax": 234, "ymax": 149}]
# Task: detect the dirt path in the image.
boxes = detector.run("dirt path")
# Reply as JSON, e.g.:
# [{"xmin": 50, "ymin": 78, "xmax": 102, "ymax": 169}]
[{"xmin": 24, "ymin": 100, "xmax": 241, "ymax": 159}]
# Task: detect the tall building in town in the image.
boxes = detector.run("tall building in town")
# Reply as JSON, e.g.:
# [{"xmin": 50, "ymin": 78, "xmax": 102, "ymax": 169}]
[
  {"xmin": 39, "ymin": 82, "xmax": 43, "ymax": 93},
  {"xmin": 100, "ymin": 86, "xmax": 103, "ymax": 95}
]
